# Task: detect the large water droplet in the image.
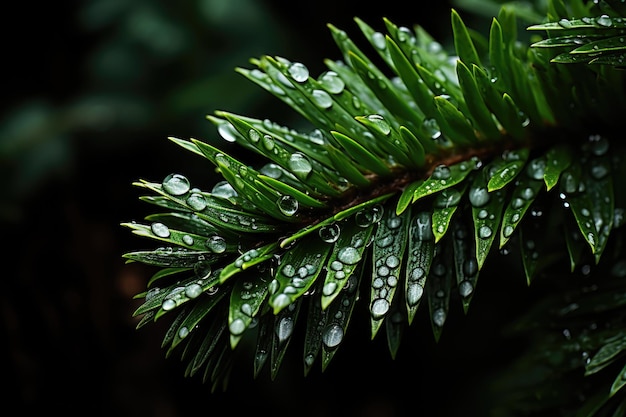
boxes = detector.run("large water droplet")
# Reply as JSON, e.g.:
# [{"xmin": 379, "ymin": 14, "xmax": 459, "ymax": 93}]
[
  {"xmin": 229, "ymin": 318, "xmax": 246, "ymax": 335},
  {"xmin": 433, "ymin": 189, "xmax": 461, "ymax": 209},
  {"xmin": 217, "ymin": 123, "xmax": 238, "ymax": 142},
  {"xmin": 469, "ymin": 186, "xmax": 490, "ymax": 207},
  {"xmin": 311, "ymin": 89, "xmax": 333, "ymax": 109},
  {"xmin": 355, "ymin": 204, "xmax": 384, "ymax": 227},
  {"xmin": 318, "ymin": 71, "xmax": 345, "ymax": 94},
  {"xmin": 319, "ymin": 223, "xmax": 341, "ymax": 243},
  {"xmin": 287, "ymin": 153, "xmax": 312, "ymax": 180},
  {"xmin": 596, "ymin": 15, "xmax": 613, "ymax": 27},
  {"xmin": 365, "ymin": 114, "xmax": 391, "ymax": 135},
  {"xmin": 206, "ymin": 235, "xmax": 227, "ymax": 253},
  {"xmin": 322, "ymin": 324, "xmax": 344, "ymax": 348},
  {"xmin": 288, "ymin": 62, "xmax": 309, "ymax": 82},
  {"xmin": 162, "ymin": 173, "xmax": 190, "ymax": 196},
  {"xmin": 211, "ymin": 181, "xmax": 238, "ymax": 199},
  {"xmin": 186, "ymin": 192, "xmax": 207, "ymax": 211},
  {"xmin": 371, "ymin": 298, "xmax": 390, "ymax": 319},
  {"xmin": 194, "ymin": 260, "xmax": 212, "ymax": 279},
  {"xmin": 151, "ymin": 222, "xmax": 170, "ymax": 238},
  {"xmin": 185, "ymin": 283, "xmax": 203, "ymax": 299},
  {"xmin": 337, "ymin": 247, "xmax": 361, "ymax": 265},
  {"xmin": 275, "ymin": 316, "xmax": 294, "ymax": 341},
  {"xmin": 178, "ymin": 327, "xmax": 189, "ymax": 339},
  {"xmin": 478, "ymin": 225, "xmax": 493, "ymax": 239},
  {"xmin": 278, "ymin": 195, "xmax": 299, "ymax": 216},
  {"xmin": 432, "ymin": 308, "xmax": 446, "ymax": 327}
]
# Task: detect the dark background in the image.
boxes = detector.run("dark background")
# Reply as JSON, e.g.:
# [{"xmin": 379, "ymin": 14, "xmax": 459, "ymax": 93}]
[{"xmin": 2, "ymin": 1, "xmax": 531, "ymax": 416}]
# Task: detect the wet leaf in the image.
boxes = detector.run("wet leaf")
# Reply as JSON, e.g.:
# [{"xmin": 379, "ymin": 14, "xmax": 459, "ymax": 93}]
[
  {"xmin": 228, "ymin": 272, "xmax": 271, "ymax": 348},
  {"xmin": 369, "ymin": 207, "xmax": 410, "ymax": 338},
  {"xmin": 269, "ymin": 238, "xmax": 332, "ymax": 314},
  {"xmin": 405, "ymin": 210, "xmax": 435, "ymax": 323}
]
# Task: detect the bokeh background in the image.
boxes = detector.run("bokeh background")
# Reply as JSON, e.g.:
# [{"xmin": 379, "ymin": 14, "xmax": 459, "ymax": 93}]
[{"xmin": 3, "ymin": 1, "xmax": 530, "ymax": 416}]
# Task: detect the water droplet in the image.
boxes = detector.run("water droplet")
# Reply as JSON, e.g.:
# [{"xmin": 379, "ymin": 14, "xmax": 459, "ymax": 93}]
[
  {"xmin": 185, "ymin": 283, "xmax": 203, "ymax": 298},
  {"xmin": 365, "ymin": 114, "xmax": 391, "ymax": 135},
  {"xmin": 311, "ymin": 89, "xmax": 333, "ymax": 109},
  {"xmin": 433, "ymin": 189, "xmax": 461, "ymax": 209},
  {"xmin": 371, "ymin": 298, "xmax": 390, "ymax": 319},
  {"xmin": 278, "ymin": 195, "xmax": 299, "ymax": 216},
  {"xmin": 248, "ymin": 128, "xmax": 260, "ymax": 143},
  {"xmin": 162, "ymin": 173, "xmax": 190, "ymax": 196},
  {"xmin": 323, "ymin": 282, "xmax": 338, "ymax": 296},
  {"xmin": 319, "ymin": 223, "xmax": 341, "ymax": 243},
  {"xmin": 371, "ymin": 31, "xmax": 386, "ymax": 49},
  {"xmin": 287, "ymin": 153, "xmax": 312, "ymax": 180},
  {"xmin": 211, "ymin": 181, "xmax": 238, "ymax": 199},
  {"xmin": 337, "ymin": 247, "xmax": 361, "ymax": 265},
  {"xmin": 229, "ymin": 318, "xmax": 246, "ymax": 336},
  {"xmin": 385, "ymin": 255, "xmax": 400, "ymax": 268},
  {"xmin": 422, "ymin": 118, "xmax": 441, "ymax": 140},
  {"xmin": 469, "ymin": 186, "xmax": 490, "ymax": 207},
  {"xmin": 432, "ymin": 164, "xmax": 451, "ymax": 180},
  {"xmin": 318, "ymin": 70, "xmax": 345, "ymax": 94},
  {"xmin": 194, "ymin": 260, "xmax": 212, "ymax": 279},
  {"xmin": 463, "ymin": 258, "xmax": 478, "ymax": 276},
  {"xmin": 151, "ymin": 222, "xmax": 170, "ymax": 238},
  {"xmin": 406, "ymin": 283, "xmax": 424, "ymax": 306},
  {"xmin": 596, "ymin": 15, "xmax": 613, "ymax": 27},
  {"xmin": 590, "ymin": 159, "xmax": 609, "ymax": 179},
  {"xmin": 282, "ymin": 264, "xmax": 296, "ymax": 278},
  {"xmin": 260, "ymin": 163, "xmax": 283, "ymax": 179},
  {"xmin": 458, "ymin": 280, "xmax": 473, "ymax": 298},
  {"xmin": 178, "ymin": 327, "xmax": 189, "ymax": 339},
  {"xmin": 558, "ymin": 18, "xmax": 573, "ymax": 28},
  {"xmin": 432, "ymin": 308, "xmax": 446, "ymax": 327},
  {"xmin": 275, "ymin": 316, "xmax": 294, "ymax": 341},
  {"xmin": 262, "ymin": 135, "xmax": 275, "ymax": 151},
  {"xmin": 186, "ymin": 192, "xmax": 207, "ymax": 211},
  {"xmin": 322, "ymin": 324, "xmax": 344, "ymax": 348},
  {"xmin": 588, "ymin": 134, "xmax": 609, "ymax": 156},
  {"xmin": 161, "ymin": 298, "xmax": 176, "ymax": 311},
  {"xmin": 526, "ymin": 158, "xmax": 546, "ymax": 180},
  {"xmin": 478, "ymin": 225, "xmax": 492, "ymax": 239},
  {"xmin": 217, "ymin": 122, "xmax": 238, "ymax": 142},
  {"xmin": 288, "ymin": 62, "xmax": 309, "ymax": 82},
  {"xmin": 182, "ymin": 234, "xmax": 194, "ymax": 246},
  {"xmin": 206, "ymin": 235, "xmax": 227, "ymax": 253},
  {"xmin": 355, "ymin": 204, "xmax": 384, "ymax": 227}
]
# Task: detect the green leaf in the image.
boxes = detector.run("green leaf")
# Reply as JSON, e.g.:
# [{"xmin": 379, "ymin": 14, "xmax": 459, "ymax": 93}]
[
  {"xmin": 452, "ymin": 9, "xmax": 482, "ymax": 68},
  {"xmin": 269, "ymin": 239, "xmax": 332, "ymax": 314},
  {"xmin": 456, "ymin": 61, "xmax": 501, "ymax": 140},
  {"xmin": 451, "ymin": 219, "xmax": 479, "ymax": 313},
  {"xmin": 413, "ymin": 157, "xmax": 480, "ymax": 202},
  {"xmin": 330, "ymin": 130, "xmax": 392, "ymax": 176},
  {"xmin": 487, "ymin": 148, "xmax": 530, "ymax": 191},
  {"xmin": 270, "ymin": 299, "xmax": 302, "ymax": 380},
  {"xmin": 369, "ymin": 207, "xmax": 411, "ymax": 338},
  {"xmin": 320, "ymin": 219, "xmax": 375, "ymax": 309},
  {"xmin": 499, "ymin": 171, "xmax": 544, "ymax": 248},
  {"xmin": 544, "ymin": 144, "xmax": 574, "ymax": 190},
  {"xmin": 431, "ymin": 183, "xmax": 467, "ymax": 243},
  {"xmin": 434, "ymin": 95, "xmax": 478, "ymax": 146},
  {"xmin": 427, "ymin": 240, "xmax": 453, "ymax": 341},
  {"xmin": 168, "ymin": 289, "xmax": 229, "ymax": 352},
  {"xmin": 405, "ymin": 210, "xmax": 435, "ymax": 323},
  {"xmin": 321, "ymin": 266, "xmax": 362, "ymax": 371},
  {"xmin": 228, "ymin": 272, "xmax": 270, "ymax": 348},
  {"xmin": 469, "ymin": 166, "xmax": 506, "ymax": 269}
]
